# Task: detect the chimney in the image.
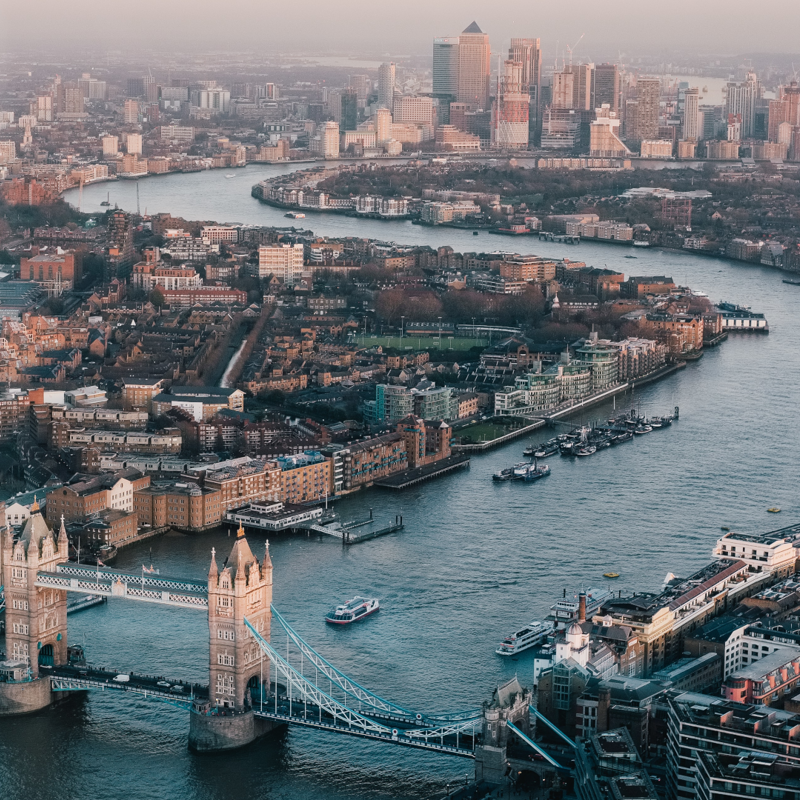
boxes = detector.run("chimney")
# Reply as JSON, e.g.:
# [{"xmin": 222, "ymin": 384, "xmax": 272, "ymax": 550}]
[{"xmin": 578, "ymin": 592, "xmax": 587, "ymax": 623}]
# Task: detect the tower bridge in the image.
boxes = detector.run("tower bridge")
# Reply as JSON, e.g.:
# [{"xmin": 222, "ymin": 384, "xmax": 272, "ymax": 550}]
[{"xmin": 0, "ymin": 505, "xmax": 572, "ymax": 785}]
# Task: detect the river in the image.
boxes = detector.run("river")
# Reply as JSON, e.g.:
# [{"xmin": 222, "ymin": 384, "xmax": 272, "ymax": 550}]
[{"xmin": 2, "ymin": 171, "xmax": 796, "ymax": 800}]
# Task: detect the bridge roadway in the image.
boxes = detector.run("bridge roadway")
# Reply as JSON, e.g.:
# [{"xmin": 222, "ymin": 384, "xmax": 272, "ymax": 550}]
[
  {"xmin": 48, "ymin": 664, "xmax": 209, "ymax": 708},
  {"xmin": 35, "ymin": 563, "xmax": 209, "ymax": 609}
]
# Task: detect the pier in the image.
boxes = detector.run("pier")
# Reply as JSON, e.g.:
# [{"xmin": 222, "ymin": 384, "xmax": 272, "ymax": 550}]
[{"xmin": 373, "ymin": 454, "xmax": 471, "ymax": 489}]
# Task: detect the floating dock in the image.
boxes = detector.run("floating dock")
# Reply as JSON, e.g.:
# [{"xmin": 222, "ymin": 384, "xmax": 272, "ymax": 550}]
[{"xmin": 373, "ymin": 454, "xmax": 470, "ymax": 489}]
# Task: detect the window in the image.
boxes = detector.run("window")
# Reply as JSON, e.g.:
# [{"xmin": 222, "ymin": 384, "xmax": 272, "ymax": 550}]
[
  {"xmin": 217, "ymin": 654, "xmax": 234, "ymax": 666},
  {"xmin": 12, "ymin": 623, "xmax": 29, "ymax": 635}
]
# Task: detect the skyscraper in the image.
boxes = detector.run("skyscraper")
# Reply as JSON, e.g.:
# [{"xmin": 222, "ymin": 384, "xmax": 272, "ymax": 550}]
[
  {"xmin": 567, "ymin": 64, "xmax": 594, "ymax": 111},
  {"xmin": 683, "ymin": 88, "xmax": 700, "ymax": 141},
  {"xmin": 593, "ymin": 64, "xmax": 620, "ymax": 115},
  {"xmin": 509, "ymin": 38, "xmax": 542, "ymax": 141},
  {"xmin": 377, "ymin": 63, "xmax": 395, "ymax": 109},
  {"xmin": 492, "ymin": 60, "xmax": 529, "ymax": 150},
  {"xmin": 457, "ymin": 22, "xmax": 490, "ymax": 110},
  {"xmin": 628, "ymin": 77, "xmax": 660, "ymax": 142},
  {"xmin": 433, "ymin": 37, "xmax": 460, "ymax": 100},
  {"xmin": 726, "ymin": 72, "xmax": 759, "ymax": 139},
  {"xmin": 374, "ymin": 107, "xmax": 392, "ymax": 144}
]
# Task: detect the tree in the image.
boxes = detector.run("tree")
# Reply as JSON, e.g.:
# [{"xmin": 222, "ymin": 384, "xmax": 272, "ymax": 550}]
[
  {"xmin": 375, "ymin": 289, "xmax": 407, "ymax": 324},
  {"xmin": 150, "ymin": 288, "xmax": 166, "ymax": 312}
]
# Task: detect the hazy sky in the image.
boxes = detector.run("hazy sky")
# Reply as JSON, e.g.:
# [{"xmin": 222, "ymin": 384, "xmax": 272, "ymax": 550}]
[{"xmin": 4, "ymin": 0, "xmax": 800, "ymax": 58}]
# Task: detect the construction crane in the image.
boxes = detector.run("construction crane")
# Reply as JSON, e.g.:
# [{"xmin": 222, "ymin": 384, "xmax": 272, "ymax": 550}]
[{"xmin": 566, "ymin": 34, "xmax": 585, "ymax": 69}]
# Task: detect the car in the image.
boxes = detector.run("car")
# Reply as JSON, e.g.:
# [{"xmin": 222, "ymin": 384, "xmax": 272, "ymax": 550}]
[
  {"xmin": 112, "ymin": 674, "xmax": 130, "ymax": 683},
  {"xmin": 170, "ymin": 685, "xmax": 185, "ymax": 694},
  {"xmin": 156, "ymin": 680, "xmax": 171, "ymax": 688}
]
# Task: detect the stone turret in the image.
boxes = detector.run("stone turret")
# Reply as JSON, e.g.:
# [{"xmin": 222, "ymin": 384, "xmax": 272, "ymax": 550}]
[
  {"xmin": 189, "ymin": 524, "xmax": 278, "ymax": 751},
  {"xmin": 0, "ymin": 503, "xmax": 68, "ymax": 715}
]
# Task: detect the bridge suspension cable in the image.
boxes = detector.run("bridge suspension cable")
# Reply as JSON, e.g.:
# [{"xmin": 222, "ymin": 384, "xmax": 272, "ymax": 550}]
[{"xmin": 270, "ymin": 605, "xmax": 481, "ymax": 724}]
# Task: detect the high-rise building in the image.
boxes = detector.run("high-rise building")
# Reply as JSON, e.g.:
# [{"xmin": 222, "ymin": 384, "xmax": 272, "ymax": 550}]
[
  {"xmin": 56, "ymin": 82, "xmax": 84, "ymax": 115},
  {"xmin": 627, "ymin": 77, "xmax": 660, "ymax": 143},
  {"xmin": 433, "ymin": 37, "xmax": 460, "ymax": 100},
  {"xmin": 311, "ymin": 121, "xmax": 340, "ymax": 159},
  {"xmin": 124, "ymin": 99, "xmax": 139, "ymax": 125},
  {"xmin": 377, "ymin": 63, "xmax": 396, "ymax": 109},
  {"xmin": 349, "ymin": 74, "xmax": 371, "ymax": 103},
  {"xmin": 126, "ymin": 133, "xmax": 142, "ymax": 155},
  {"xmin": 492, "ymin": 60, "xmax": 529, "ymax": 150},
  {"xmin": 551, "ymin": 71, "xmax": 575, "ymax": 109},
  {"xmin": 102, "ymin": 135, "xmax": 119, "ymax": 156},
  {"xmin": 509, "ymin": 38, "xmax": 542, "ymax": 140},
  {"xmin": 126, "ymin": 77, "xmax": 145, "ymax": 97},
  {"xmin": 683, "ymin": 88, "xmax": 700, "ymax": 141},
  {"xmin": 258, "ymin": 244, "xmax": 305, "ymax": 285},
  {"xmin": 593, "ymin": 64, "xmax": 620, "ymax": 115},
  {"xmin": 329, "ymin": 89, "xmax": 358, "ymax": 131},
  {"xmin": 726, "ymin": 73, "xmax": 759, "ymax": 139},
  {"xmin": 590, "ymin": 105, "xmax": 630, "ymax": 157},
  {"xmin": 393, "ymin": 95, "xmax": 436, "ymax": 127},
  {"xmin": 144, "ymin": 75, "xmax": 159, "ymax": 103},
  {"xmin": 106, "ymin": 211, "xmax": 136, "ymax": 280},
  {"xmin": 374, "ymin": 107, "xmax": 392, "ymax": 145},
  {"xmin": 457, "ymin": 22, "xmax": 490, "ymax": 110},
  {"xmin": 566, "ymin": 64, "xmax": 594, "ymax": 111}
]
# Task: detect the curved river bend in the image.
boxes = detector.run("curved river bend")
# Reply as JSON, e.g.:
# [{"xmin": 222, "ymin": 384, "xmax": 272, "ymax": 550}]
[{"xmin": 0, "ymin": 170, "xmax": 794, "ymax": 800}]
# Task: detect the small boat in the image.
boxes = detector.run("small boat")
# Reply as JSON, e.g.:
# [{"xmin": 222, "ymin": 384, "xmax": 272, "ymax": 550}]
[
  {"xmin": 603, "ymin": 572, "xmax": 620, "ymax": 579},
  {"xmin": 525, "ymin": 439, "xmax": 559, "ymax": 458},
  {"xmin": 512, "ymin": 462, "xmax": 551, "ymax": 482},
  {"xmin": 782, "ymin": 278, "xmax": 800, "ymax": 286},
  {"xmin": 624, "ymin": 255, "xmax": 637, "ymax": 259},
  {"xmin": 633, "ymin": 425, "xmax": 652, "ymax": 435},
  {"xmin": 612, "ymin": 430, "xmax": 634, "ymax": 444},
  {"xmin": 473, "ymin": 231, "xmax": 479, "ymax": 235},
  {"xmin": 559, "ymin": 441, "xmax": 575, "ymax": 456},
  {"xmin": 767, "ymin": 508, "xmax": 781, "ymax": 513},
  {"xmin": 496, "ymin": 620, "xmax": 553, "ymax": 656},
  {"xmin": 285, "ymin": 211, "xmax": 306, "ymax": 219},
  {"xmin": 325, "ymin": 596, "xmax": 380, "ymax": 625},
  {"xmin": 225, "ymin": 173, "xmax": 236, "ymax": 178},
  {"xmin": 493, "ymin": 467, "xmax": 516, "ymax": 482},
  {"xmin": 720, "ymin": 526, "xmax": 730, "ymax": 531},
  {"xmin": 574, "ymin": 445, "xmax": 596, "ymax": 457}
]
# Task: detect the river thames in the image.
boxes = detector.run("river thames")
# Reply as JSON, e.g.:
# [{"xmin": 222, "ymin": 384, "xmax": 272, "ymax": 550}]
[{"xmin": 0, "ymin": 169, "xmax": 796, "ymax": 800}]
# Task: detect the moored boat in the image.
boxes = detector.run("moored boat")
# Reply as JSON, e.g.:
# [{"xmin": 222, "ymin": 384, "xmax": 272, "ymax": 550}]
[
  {"xmin": 493, "ymin": 467, "xmax": 516, "ymax": 481},
  {"xmin": 496, "ymin": 620, "xmax": 554, "ymax": 656},
  {"xmin": 575, "ymin": 445, "xmax": 596, "ymax": 457},
  {"xmin": 325, "ymin": 596, "xmax": 380, "ymax": 625}
]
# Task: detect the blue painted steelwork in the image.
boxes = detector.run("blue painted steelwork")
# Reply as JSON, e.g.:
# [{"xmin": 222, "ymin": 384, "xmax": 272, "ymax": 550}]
[
  {"xmin": 246, "ymin": 617, "xmax": 479, "ymax": 756},
  {"xmin": 529, "ymin": 705, "xmax": 577, "ymax": 749},
  {"xmin": 506, "ymin": 720, "xmax": 563, "ymax": 769},
  {"xmin": 271, "ymin": 606, "xmax": 481, "ymax": 724}
]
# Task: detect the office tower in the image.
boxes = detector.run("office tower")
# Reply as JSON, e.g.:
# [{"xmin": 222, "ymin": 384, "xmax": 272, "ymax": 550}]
[
  {"xmin": 628, "ymin": 77, "xmax": 660, "ymax": 142},
  {"xmin": 377, "ymin": 63, "xmax": 396, "ymax": 109},
  {"xmin": 35, "ymin": 95, "xmax": 52, "ymax": 122},
  {"xmin": 126, "ymin": 77, "xmax": 145, "ymax": 97},
  {"xmin": 330, "ymin": 89, "xmax": 358, "ymax": 131},
  {"xmin": 593, "ymin": 64, "xmax": 620, "ymax": 115},
  {"xmin": 566, "ymin": 64, "xmax": 594, "ymax": 111},
  {"xmin": 56, "ymin": 82, "xmax": 84, "ymax": 114},
  {"xmin": 144, "ymin": 75, "xmax": 159, "ymax": 103},
  {"xmin": 374, "ymin": 107, "xmax": 392, "ymax": 144},
  {"xmin": 393, "ymin": 96, "xmax": 436, "ymax": 127},
  {"xmin": 457, "ymin": 22, "xmax": 490, "ymax": 110},
  {"xmin": 551, "ymin": 71, "xmax": 575, "ymax": 109},
  {"xmin": 124, "ymin": 99, "xmax": 139, "ymax": 125},
  {"xmin": 683, "ymin": 87, "xmax": 700, "ymax": 141},
  {"xmin": 509, "ymin": 38, "xmax": 542, "ymax": 140},
  {"xmin": 491, "ymin": 60, "xmax": 529, "ymax": 149},
  {"xmin": 319, "ymin": 121, "xmax": 340, "ymax": 158},
  {"xmin": 726, "ymin": 73, "xmax": 759, "ymax": 138},
  {"xmin": 433, "ymin": 37, "xmax": 460, "ymax": 100},
  {"xmin": 349, "ymin": 74, "xmax": 371, "ymax": 103},
  {"xmin": 126, "ymin": 133, "xmax": 142, "ymax": 155},
  {"xmin": 727, "ymin": 114, "xmax": 741, "ymax": 141},
  {"xmin": 102, "ymin": 135, "xmax": 119, "ymax": 156}
]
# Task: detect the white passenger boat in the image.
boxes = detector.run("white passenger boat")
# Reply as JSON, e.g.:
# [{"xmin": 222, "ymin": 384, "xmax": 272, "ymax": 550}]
[
  {"xmin": 325, "ymin": 596, "xmax": 380, "ymax": 625},
  {"xmin": 495, "ymin": 620, "xmax": 553, "ymax": 656}
]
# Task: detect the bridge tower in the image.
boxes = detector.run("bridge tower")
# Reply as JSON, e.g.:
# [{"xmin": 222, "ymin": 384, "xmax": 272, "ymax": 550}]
[
  {"xmin": 189, "ymin": 523, "xmax": 278, "ymax": 751},
  {"xmin": 0, "ymin": 504, "xmax": 69, "ymax": 715},
  {"xmin": 474, "ymin": 677, "xmax": 533, "ymax": 785}
]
